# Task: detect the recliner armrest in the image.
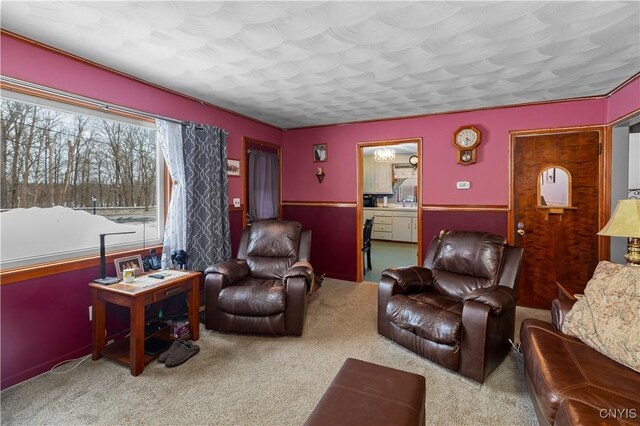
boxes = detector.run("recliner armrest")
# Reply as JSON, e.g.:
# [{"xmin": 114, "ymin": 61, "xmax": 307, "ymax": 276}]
[
  {"xmin": 551, "ymin": 297, "xmax": 576, "ymax": 331},
  {"xmin": 463, "ymin": 286, "xmax": 517, "ymax": 316},
  {"xmin": 204, "ymin": 259, "xmax": 249, "ymax": 284},
  {"xmin": 381, "ymin": 266, "xmax": 433, "ymax": 293},
  {"xmin": 283, "ymin": 261, "xmax": 314, "ymax": 293}
]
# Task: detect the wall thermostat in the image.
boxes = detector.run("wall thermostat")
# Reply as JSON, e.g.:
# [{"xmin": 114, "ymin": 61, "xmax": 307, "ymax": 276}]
[{"xmin": 456, "ymin": 181, "xmax": 471, "ymax": 190}]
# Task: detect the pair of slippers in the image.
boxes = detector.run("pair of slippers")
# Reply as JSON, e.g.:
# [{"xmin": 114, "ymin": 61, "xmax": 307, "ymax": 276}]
[{"xmin": 158, "ymin": 340, "xmax": 200, "ymax": 367}]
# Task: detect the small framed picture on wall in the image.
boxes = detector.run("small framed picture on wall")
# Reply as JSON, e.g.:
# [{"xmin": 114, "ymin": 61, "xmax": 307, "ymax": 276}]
[
  {"xmin": 227, "ymin": 158, "xmax": 240, "ymax": 177},
  {"xmin": 313, "ymin": 143, "xmax": 327, "ymax": 162}
]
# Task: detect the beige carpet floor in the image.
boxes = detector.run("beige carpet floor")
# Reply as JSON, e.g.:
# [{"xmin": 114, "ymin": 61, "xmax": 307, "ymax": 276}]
[{"xmin": 1, "ymin": 279, "xmax": 550, "ymax": 425}]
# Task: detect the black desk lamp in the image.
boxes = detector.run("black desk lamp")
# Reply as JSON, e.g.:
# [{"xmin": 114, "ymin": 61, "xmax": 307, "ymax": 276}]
[{"xmin": 93, "ymin": 231, "xmax": 136, "ymax": 285}]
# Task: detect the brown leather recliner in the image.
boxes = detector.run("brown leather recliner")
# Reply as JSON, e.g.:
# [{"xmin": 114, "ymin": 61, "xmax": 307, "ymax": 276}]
[
  {"xmin": 378, "ymin": 230, "xmax": 524, "ymax": 383},
  {"xmin": 204, "ymin": 220, "xmax": 313, "ymax": 336}
]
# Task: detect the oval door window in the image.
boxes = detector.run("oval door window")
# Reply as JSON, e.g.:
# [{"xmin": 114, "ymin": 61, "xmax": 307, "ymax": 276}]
[{"xmin": 538, "ymin": 166, "xmax": 571, "ymax": 207}]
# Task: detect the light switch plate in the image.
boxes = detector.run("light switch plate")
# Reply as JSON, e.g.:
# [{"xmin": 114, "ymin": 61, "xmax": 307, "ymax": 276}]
[
  {"xmin": 456, "ymin": 181, "xmax": 471, "ymax": 190},
  {"xmin": 233, "ymin": 198, "xmax": 241, "ymax": 207}
]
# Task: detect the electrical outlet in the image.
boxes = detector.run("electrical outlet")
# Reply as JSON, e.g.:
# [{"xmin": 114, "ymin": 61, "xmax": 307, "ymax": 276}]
[
  {"xmin": 89, "ymin": 306, "xmax": 92, "ymax": 322},
  {"xmin": 233, "ymin": 198, "xmax": 241, "ymax": 208}
]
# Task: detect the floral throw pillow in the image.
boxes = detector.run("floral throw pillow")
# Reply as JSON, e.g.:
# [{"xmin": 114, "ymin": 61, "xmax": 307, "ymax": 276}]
[{"xmin": 562, "ymin": 261, "xmax": 640, "ymax": 372}]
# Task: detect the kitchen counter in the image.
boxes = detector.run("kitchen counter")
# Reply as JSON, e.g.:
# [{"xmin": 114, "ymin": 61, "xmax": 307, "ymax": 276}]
[{"xmin": 363, "ymin": 205, "xmax": 418, "ymax": 211}]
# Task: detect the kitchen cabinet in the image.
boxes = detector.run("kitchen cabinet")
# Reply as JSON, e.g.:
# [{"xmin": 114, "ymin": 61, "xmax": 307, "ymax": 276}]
[
  {"xmin": 363, "ymin": 156, "xmax": 392, "ymax": 194},
  {"xmin": 411, "ymin": 217, "xmax": 418, "ymax": 242},
  {"xmin": 392, "ymin": 217, "xmax": 412, "ymax": 242},
  {"xmin": 363, "ymin": 156, "xmax": 375, "ymax": 194},
  {"xmin": 364, "ymin": 208, "xmax": 418, "ymax": 242},
  {"xmin": 393, "ymin": 165, "xmax": 416, "ymax": 179},
  {"xmin": 371, "ymin": 209, "xmax": 393, "ymax": 240},
  {"xmin": 373, "ymin": 162, "xmax": 393, "ymax": 193}
]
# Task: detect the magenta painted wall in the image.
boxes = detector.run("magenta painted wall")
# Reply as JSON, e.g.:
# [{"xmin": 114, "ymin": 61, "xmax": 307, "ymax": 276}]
[
  {"xmin": 282, "ymin": 98, "xmax": 613, "ymax": 204},
  {"xmin": 0, "ymin": 34, "xmax": 283, "ymax": 203},
  {"xmin": 1, "ymin": 31, "xmax": 638, "ymax": 390},
  {"xmin": 0, "ymin": 33, "xmax": 281, "ymax": 389},
  {"xmin": 606, "ymin": 77, "xmax": 640, "ymax": 123},
  {"xmin": 422, "ymin": 211, "xmax": 508, "ymax": 245},
  {"xmin": 282, "ymin": 206, "xmax": 357, "ymax": 282}
]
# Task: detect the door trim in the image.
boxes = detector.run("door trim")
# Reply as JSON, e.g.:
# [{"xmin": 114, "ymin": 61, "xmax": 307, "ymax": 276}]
[
  {"xmin": 356, "ymin": 137, "xmax": 423, "ymax": 282},
  {"xmin": 508, "ymin": 125, "xmax": 610, "ymax": 260},
  {"xmin": 241, "ymin": 137, "xmax": 282, "ymax": 229}
]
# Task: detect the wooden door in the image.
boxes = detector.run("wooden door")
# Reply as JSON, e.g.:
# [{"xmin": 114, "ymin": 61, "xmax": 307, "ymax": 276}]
[{"xmin": 512, "ymin": 129, "xmax": 602, "ymax": 308}]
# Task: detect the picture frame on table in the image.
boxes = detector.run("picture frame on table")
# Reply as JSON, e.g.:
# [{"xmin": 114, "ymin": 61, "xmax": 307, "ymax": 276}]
[
  {"xmin": 227, "ymin": 158, "xmax": 241, "ymax": 177},
  {"xmin": 114, "ymin": 255, "xmax": 144, "ymax": 279},
  {"xmin": 313, "ymin": 143, "xmax": 327, "ymax": 162}
]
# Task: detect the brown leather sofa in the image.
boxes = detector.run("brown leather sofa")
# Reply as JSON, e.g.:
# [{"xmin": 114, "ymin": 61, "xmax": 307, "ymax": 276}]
[
  {"xmin": 204, "ymin": 220, "xmax": 313, "ymax": 336},
  {"xmin": 520, "ymin": 297, "xmax": 640, "ymax": 425},
  {"xmin": 378, "ymin": 230, "xmax": 524, "ymax": 383}
]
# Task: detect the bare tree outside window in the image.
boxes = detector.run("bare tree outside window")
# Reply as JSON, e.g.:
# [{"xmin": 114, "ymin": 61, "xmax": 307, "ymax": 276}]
[{"xmin": 0, "ymin": 97, "xmax": 161, "ymax": 267}]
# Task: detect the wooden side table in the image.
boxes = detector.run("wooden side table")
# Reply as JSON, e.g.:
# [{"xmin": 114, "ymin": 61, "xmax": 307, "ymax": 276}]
[{"xmin": 89, "ymin": 270, "xmax": 201, "ymax": 376}]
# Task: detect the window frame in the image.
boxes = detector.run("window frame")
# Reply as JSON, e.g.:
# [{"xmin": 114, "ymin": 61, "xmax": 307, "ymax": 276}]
[{"xmin": 0, "ymin": 84, "xmax": 169, "ymax": 282}]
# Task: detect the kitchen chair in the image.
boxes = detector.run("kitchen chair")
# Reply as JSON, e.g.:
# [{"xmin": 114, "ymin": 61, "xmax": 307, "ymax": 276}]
[{"xmin": 362, "ymin": 218, "xmax": 374, "ymax": 274}]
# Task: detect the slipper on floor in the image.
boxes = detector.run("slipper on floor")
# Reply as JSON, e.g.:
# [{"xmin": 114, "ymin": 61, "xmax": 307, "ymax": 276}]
[
  {"xmin": 165, "ymin": 341, "xmax": 200, "ymax": 368},
  {"xmin": 158, "ymin": 341, "xmax": 183, "ymax": 363}
]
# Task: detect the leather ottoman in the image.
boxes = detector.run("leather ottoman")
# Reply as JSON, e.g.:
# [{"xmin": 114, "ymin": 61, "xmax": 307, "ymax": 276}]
[{"xmin": 305, "ymin": 358, "xmax": 426, "ymax": 426}]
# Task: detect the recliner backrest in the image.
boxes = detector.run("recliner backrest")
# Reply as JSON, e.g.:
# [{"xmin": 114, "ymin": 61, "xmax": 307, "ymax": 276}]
[
  {"xmin": 242, "ymin": 220, "xmax": 302, "ymax": 279},
  {"xmin": 428, "ymin": 230, "xmax": 506, "ymax": 300}
]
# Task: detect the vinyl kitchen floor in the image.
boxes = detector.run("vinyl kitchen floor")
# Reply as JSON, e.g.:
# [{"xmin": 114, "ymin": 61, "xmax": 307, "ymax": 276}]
[{"xmin": 363, "ymin": 240, "xmax": 418, "ymax": 282}]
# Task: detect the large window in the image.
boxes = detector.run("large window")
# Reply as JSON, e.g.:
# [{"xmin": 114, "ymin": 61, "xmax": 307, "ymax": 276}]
[{"xmin": 1, "ymin": 91, "xmax": 164, "ymax": 269}]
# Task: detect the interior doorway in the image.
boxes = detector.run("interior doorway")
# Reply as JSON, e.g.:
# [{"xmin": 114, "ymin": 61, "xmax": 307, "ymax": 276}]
[
  {"xmin": 357, "ymin": 138, "xmax": 422, "ymax": 282},
  {"xmin": 242, "ymin": 137, "xmax": 282, "ymax": 228},
  {"xmin": 610, "ymin": 113, "xmax": 640, "ymax": 262}
]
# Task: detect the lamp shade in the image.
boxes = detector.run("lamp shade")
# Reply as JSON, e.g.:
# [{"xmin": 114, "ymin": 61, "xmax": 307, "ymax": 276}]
[{"xmin": 598, "ymin": 199, "xmax": 640, "ymax": 238}]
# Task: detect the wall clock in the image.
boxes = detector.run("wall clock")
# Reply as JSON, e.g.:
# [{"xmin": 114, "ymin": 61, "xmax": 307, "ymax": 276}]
[
  {"xmin": 409, "ymin": 155, "xmax": 418, "ymax": 166},
  {"xmin": 452, "ymin": 125, "xmax": 481, "ymax": 165}
]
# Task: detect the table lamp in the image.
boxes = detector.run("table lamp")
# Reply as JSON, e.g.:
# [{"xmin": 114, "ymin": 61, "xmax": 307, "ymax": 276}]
[
  {"xmin": 597, "ymin": 199, "xmax": 640, "ymax": 265},
  {"xmin": 93, "ymin": 231, "xmax": 136, "ymax": 284}
]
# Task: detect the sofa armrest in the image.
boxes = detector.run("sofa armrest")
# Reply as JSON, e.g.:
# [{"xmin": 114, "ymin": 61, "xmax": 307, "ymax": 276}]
[
  {"xmin": 551, "ymin": 297, "xmax": 576, "ymax": 331},
  {"xmin": 283, "ymin": 261, "xmax": 314, "ymax": 294},
  {"xmin": 463, "ymin": 286, "xmax": 517, "ymax": 317},
  {"xmin": 204, "ymin": 259, "xmax": 249, "ymax": 284},
  {"xmin": 380, "ymin": 266, "xmax": 433, "ymax": 293}
]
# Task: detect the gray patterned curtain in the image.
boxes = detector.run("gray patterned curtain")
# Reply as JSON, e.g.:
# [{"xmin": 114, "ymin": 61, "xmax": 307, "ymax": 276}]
[{"xmin": 182, "ymin": 122, "xmax": 231, "ymax": 271}]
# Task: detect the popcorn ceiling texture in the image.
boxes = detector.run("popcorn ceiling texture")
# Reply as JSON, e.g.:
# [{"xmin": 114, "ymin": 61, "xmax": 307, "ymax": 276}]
[{"xmin": 1, "ymin": 1, "xmax": 638, "ymax": 128}]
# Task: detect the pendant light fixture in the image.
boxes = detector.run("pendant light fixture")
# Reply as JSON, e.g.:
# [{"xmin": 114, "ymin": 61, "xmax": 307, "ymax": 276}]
[{"xmin": 374, "ymin": 147, "xmax": 396, "ymax": 162}]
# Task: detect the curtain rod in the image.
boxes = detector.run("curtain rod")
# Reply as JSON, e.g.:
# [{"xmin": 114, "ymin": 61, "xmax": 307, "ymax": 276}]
[{"xmin": 1, "ymin": 75, "xmax": 183, "ymax": 125}]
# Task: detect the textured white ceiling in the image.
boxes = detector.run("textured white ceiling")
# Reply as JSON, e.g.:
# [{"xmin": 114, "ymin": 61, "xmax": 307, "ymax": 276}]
[{"xmin": 2, "ymin": 1, "xmax": 639, "ymax": 129}]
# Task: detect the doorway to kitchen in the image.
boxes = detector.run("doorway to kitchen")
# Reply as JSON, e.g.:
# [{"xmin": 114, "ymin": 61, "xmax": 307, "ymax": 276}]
[{"xmin": 357, "ymin": 138, "xmax": 422, "ymax": 282}]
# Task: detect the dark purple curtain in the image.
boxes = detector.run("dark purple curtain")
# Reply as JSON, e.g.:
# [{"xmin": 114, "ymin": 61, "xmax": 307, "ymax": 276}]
[{"xmin": 248, "ymin": 150, "xmax": 279, "ymax": 221}]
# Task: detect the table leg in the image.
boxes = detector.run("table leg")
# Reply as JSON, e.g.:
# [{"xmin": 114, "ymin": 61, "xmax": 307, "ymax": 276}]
[
  {"xmin": 130, "ymin": 297, "xmax": 146, "ymax": 376},
  {"xmin": 189, "ymin": 277, "xmax": 200, "ymax": 341},
  {"xmin": 92, "ymin": 289, "xmax": 106, "ymax": 360}
]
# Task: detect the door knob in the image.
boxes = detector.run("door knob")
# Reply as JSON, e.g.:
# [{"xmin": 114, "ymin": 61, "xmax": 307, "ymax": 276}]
[{"xmin": 516, "ymin": 229, "xmax": 525, "ymax": 236}]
